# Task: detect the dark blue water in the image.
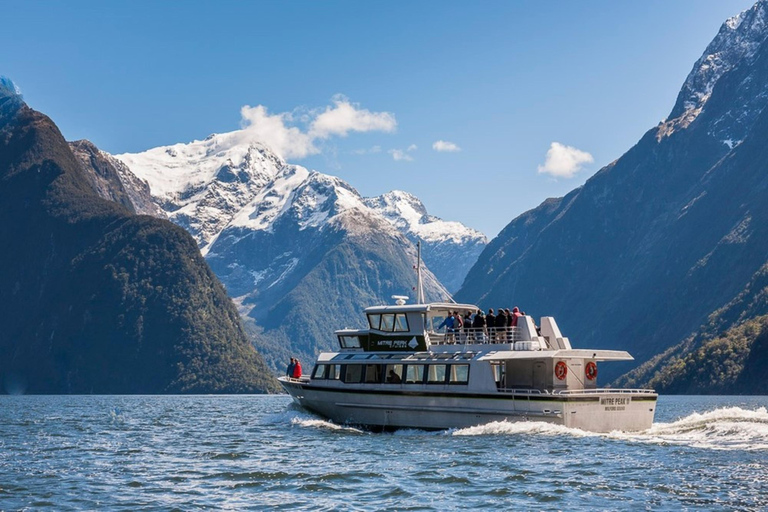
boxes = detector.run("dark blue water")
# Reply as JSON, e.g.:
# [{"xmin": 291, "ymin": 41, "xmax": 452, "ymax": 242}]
[{"xmin": 1, "ymin": 395, "xmax": 767, "ymax": 511}]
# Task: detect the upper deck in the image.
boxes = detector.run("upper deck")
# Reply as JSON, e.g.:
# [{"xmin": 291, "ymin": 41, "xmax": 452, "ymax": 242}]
[{"xmin": 333, "ymin": 299, "xmax": 632, "ymax": 362}]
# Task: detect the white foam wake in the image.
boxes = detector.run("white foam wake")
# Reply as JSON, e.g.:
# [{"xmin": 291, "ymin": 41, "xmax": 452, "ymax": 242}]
[
  {"xmin": 612, "ymin": 406, "xmax": 768, "ymax": 451},
  {"xmin": 450, "ymin": 407, "xmax": 768, "ymax": 450}
]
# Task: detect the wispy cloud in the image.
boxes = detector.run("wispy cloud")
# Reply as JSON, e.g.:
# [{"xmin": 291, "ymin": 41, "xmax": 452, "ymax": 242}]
[
  {"xmin": 237, "ymin": 96, "xmax": 397, "ymax": 160},
  {"xmin": 537, "ymin": 142, "xmax": 593, "ymax": 178},
  {"xmin": 351, "ymin": 145, "xmax": 382, "ymax": 155},
  {"xmin": 389, "ymin": 144, "xmax": 417, "ymax": 162},
  {"xmin": 432, "ymin": 140, "xmax": 461, "ymax": 152}
]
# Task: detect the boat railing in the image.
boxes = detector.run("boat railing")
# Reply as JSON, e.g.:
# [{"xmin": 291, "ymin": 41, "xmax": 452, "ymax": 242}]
[
  {"xmin": 283, "ymin": 376, "xmax": 310, "ymax": 384},
  {"xmin": 429, "ymin": 326, "xmax": 522, "ymax": 345},
  {"xmin": 553, "ymin": 388, "xmax": 656, "ymax": 395}
]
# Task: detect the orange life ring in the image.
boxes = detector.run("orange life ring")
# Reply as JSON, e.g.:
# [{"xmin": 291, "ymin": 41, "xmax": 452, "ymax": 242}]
[
  {"xmin": 554, "ymin": 361, "xmax": 568, "ymax": 380},
  {"xmin": 585, "ymin": 361, "xmax": 597, "ymax": 381}
]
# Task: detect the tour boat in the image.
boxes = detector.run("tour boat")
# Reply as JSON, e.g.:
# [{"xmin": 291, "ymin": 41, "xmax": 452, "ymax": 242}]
[{"xmin": 279, "ymin": 247, "xmax": 657, "ymax": 433}]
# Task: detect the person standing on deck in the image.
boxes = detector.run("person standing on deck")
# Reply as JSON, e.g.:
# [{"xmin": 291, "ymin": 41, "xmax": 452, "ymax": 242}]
[
  {"xmin": 486, "ymin": 308, "xmax": 496, "ymax": 342},
  {"xmin": 292, "ymin": 359, "xmax": 303, "ymax": 379},
  {"xmin": 286, "ymin": 357, "xmax": 295, "ymax": 377},
  {"xmin": 495, "ymin": 308, "xmax": 508, "ymax": 342},
  {"xmin": 473, "ymin": 309, "xmax": 486, "ymax": 342}
]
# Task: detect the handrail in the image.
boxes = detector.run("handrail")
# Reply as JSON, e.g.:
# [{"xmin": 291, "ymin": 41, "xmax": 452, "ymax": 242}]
[
  {"xmin": 428, "ymin": 326, "xmax": 524, "ymax": 345},
  {"xmin": 553, "ymin": 388, "xmax": 656, "ymax": 395}
]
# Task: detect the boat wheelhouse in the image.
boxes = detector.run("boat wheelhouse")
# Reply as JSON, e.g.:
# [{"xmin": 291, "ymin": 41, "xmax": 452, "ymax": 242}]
[{"xmin": 280, "ymin": 299, "xmax": 657, "ymax": 433}]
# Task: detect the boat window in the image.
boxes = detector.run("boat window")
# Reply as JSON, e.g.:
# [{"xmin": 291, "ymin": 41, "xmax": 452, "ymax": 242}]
[
  {"xmin": 368, "ymin": 314, "xmax": 381, "ymax": 330},
  {"xmin": 427, "ymin": 364, "xmax": 448, "ymax": 384},
  {"xmin": 381, "ymin": 314, "xmax": 395, "ymax": 332},
  {"xmin": 448, "ymin": 364, "xmax": 470, "ymax": 384},
  {"xmin": 460, "ymin": 353, "xmax": 475, "ymax": 360},
  {"xmin": 351, "ymin": 354, "xmax": 374, "ymax": 360},
  {"xmin": 312, "ymin": 364, "xmax": 328, "ymax": 379},
  {"xmin": 328, "ymin": 364, "xmax": 341, "ymax": 380},
  {"xmin": 365, "ymin": 364, "xmax": 383, "ymax": 383},
  {"xmin": 436, "ymin": 353, "xmax": 454, "ymax": 360},
  {"xmin": 339, "ymin": 335, "xmax": 362, "ymax": 348},
  {"xmin": 385, "ymin": 364, "xmax": 404, "ymax": 384},
  {"xmin": 394, "ymin": 314, "xmax": 409, "ymax": 332},
  {"xmin": 405, "ymin": 364, "xmax": 425, "ymax": 384},
  {"xmin": 343, "ymin": 364, "xmax": 364, "ymax": 383}
]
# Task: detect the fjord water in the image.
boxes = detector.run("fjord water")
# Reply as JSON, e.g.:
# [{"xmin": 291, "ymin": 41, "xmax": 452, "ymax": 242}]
[{"xmin": 1, "ymin": 395, "xmax": 767, "ymax": 511}]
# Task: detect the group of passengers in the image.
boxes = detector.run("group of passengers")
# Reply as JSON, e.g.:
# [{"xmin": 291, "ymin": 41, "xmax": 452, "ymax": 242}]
[
  {"xmin": 286, "ymin": 357, "xmax": 302, "ymax": 379},
  {"xmin": 438, "ymin": 307, "xmax": 524, "ymax": 343}
]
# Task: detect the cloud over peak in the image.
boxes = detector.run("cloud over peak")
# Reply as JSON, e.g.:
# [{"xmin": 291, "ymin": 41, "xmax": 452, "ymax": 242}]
[
  {"xmin": 537, "ymin": 142, "xmax": 593, "ymax": 178},
  {"xmin": 238, "ymin": 97, "xmax": 397, "ymax": 160}
]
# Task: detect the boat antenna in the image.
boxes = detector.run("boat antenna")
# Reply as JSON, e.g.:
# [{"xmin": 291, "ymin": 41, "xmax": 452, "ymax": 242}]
[{"xmin": 416, "ymin": 241, "xmax": 425, "ymax": 304}]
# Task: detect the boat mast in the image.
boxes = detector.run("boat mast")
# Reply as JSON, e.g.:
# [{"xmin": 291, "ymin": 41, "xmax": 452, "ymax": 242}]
[{"xmin": 416, "ymin": 241, "xmax": 425, "ymax": 304}]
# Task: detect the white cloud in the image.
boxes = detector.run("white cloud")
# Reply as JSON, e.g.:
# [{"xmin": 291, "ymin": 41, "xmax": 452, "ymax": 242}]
[
  {"xmin": 432, "ymin": 140, "xmax": 461, "ymax": 152},
  {"xmin": 239, "ymin": 105, "xmax": 317, "ymax": 159},
  {"xmin": 537, "ymin": 142, "xmax": 594, "ymax": 178},
  {"xmin": 389, "ymin": 144, "xmax": 418, "ymax": 162},
  {"xmin": 310, "ymin": 97, "xmax": 397, "ymax": 139},
  {"xmin": 236, "ymin": 97, "xmax": 397, "ymax": 160},
  {"xmin": 389, "ymin": 149, "xmax": 413, "ymax": 161}
]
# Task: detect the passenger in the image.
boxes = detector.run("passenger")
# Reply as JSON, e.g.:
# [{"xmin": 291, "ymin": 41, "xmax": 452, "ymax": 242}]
[
  {"xmin": 438, "ymin": 313, "xmax": 457, "ymax": 343},
  {"xmin": 510, "ymin": 306, "xmax": 523, "ymax": 326},
  {"xmin": 472, "ymin": 309, "xmax": 487, "ymax": 342},
  {"xmin": 463, "ymin": 312, "xmax": 473, "ymax": 342},
  {"xmin": 486, "ymin": 308, "xmax": 496, "ymax": 342},
  {"xmin": 286, "ymin": 357, "xmax": 295, "ymax": 377},
  {"xmin": 505, "ymin": 308, "xmax": 513, "ymax": 341},
  {"xmin": 387, "ymin": 369, "xmax": 402, "ymax": 383},
  {"xmin": 292, "ymin": 359, "xmax": 303, "ymax": 379},
  {"xmin": 453, "ymin": 312, "xmax": 464, "ymax": 343},
  {"xmin": 495, "ymin": 308, "xmax": 507, "ymax": 343}
]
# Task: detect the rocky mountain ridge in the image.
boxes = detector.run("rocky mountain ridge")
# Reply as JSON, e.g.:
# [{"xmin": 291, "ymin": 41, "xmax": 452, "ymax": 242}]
[{"xmin": 457, "ymin": 0, "xmax": 768, "ymax": 392}]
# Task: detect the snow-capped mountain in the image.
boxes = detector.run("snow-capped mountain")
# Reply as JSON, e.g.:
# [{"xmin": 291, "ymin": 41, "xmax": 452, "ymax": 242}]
[
  {"xmin": 117, "ymin": 134, "xmax": 285, "ymax": 254},
  {"xmin": 113, "ymin": 138, "xmax": 473, "ymax": 369},
  {"xmin": 364, "ymin": 190, "xmax": 487, "ymax": 293}
]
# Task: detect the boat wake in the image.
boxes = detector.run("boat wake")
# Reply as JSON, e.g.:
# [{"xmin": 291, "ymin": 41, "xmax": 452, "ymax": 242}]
[
  {"xmin": 612, "ymin": 406, "xmax": 768, "ymax": 451},
  {"xmin": 451, "ymin": 407, "xmax": 768, "ymax": 450}
]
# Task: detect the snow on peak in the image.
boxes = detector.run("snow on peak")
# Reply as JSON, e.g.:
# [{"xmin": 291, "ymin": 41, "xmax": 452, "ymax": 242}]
[
  {"xmin": 364, "ymin": 190, "xmax": 487, "ymax": 245},
  {"xmin": 230, "ymin": 166, "xmax": 379, "ymax": 235},
  {"xmin": 658, "ymin": 1, "xmax": 768, "ymax": 139}
]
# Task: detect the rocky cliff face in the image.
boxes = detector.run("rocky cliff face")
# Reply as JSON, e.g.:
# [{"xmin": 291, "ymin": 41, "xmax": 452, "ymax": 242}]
[
  {"xmin": 0, "ymin": 79, "xmax": 278, "ymax": 394},
  {"xmin": 457, "ymin": 1, "xmax": 768, "ymax": 390}
]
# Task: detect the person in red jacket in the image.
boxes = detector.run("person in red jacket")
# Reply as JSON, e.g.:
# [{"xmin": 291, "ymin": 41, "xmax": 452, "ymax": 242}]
[{"xmin": 292, "ymin": 359, "xmax": 303, "ymax": 379}]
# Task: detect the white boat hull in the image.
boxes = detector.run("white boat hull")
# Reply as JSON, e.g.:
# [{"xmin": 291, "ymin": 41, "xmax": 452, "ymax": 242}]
[{"xmin": 281, "ymin": 378, "xmax": 656, "ymax": 432}]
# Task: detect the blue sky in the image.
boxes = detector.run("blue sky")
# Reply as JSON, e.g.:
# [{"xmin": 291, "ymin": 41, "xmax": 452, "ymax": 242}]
[{"xmin": 1, "ymin": 0, "xmax": 757, "ymax": 237}]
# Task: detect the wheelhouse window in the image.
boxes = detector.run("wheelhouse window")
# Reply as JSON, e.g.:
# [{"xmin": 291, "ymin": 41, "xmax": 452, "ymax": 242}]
[
  {"xmin": 369, "ymin": 313, "xmax": 410, "ymax": 332},
  {"xmin": 427, "ymin": 364, "xmax": 447, "ymax": 384},
  {"xmin": 448, "ymin": 364, "xmax": 470, "ymax": 384},
  {"xmin": 381, "ymin": 314, "xmax": 395, "ymax": 331},
  {"xmin": 339, "ymin": 335, "xmax": 362, "ymax": 349},
  {"xmin": 393, "ymin": 314, "xmax": 409, "ymax": 332}
]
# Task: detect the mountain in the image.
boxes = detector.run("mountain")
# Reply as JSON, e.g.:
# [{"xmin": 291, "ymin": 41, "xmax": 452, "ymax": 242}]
[
  {"xmin": 0, "ymin": 78, "xmax": 279, "ymax": 394},
  {"xmin": 363, "ymin": 190, "xmax": 487, "ymax": 293},
  {"xmin": 115, "ymin": 138, "xmax": 456, "ymax": 369},
  {"xmin": 457, "ymin": 1, "xmax": 768, "ymax": 391}
]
